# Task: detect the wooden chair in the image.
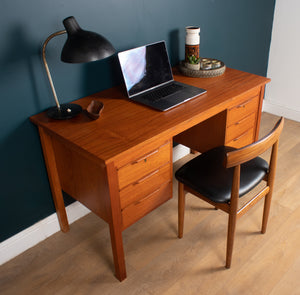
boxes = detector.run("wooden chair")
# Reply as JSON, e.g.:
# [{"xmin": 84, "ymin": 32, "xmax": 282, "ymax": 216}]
[{"xmin": 175, "ymin": 117, "xmax": 284, "ymax": 268}]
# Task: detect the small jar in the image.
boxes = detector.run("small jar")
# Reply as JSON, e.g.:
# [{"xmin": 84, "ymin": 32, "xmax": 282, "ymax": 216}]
[{"xmin": 185, "ymin": 26, "xmax": 200, "ymax": 64}]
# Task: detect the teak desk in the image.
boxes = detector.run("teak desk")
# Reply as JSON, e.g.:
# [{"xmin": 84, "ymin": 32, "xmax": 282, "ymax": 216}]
[{"xmin": 30, "ymin": 68, "xmax": 270, "ymax": 281}]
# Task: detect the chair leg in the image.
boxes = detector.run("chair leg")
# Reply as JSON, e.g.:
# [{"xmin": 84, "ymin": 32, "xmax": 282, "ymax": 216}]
[
  {"xmin": 226, "ymin": 165, "xmax": 240, "ymax": 268},
  {"xmin": 178, "ymin": 182, "xmax": 185, "ymax": 239},
  {"xmin": 261, "ymin": 192, "xmax": 273, "ymax": 234},
  {"xmin": 262, "ymin": 141, "xmax": 278, "ymax": 234},
  {"xmin": 226, "ymin": 212, "xmax": 237, "ymax": 268}
]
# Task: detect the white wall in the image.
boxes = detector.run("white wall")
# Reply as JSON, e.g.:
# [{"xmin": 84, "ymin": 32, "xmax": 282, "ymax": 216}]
[{"xmin": 264, "ymin": 0, "xmax": 300, "ymax": 122}]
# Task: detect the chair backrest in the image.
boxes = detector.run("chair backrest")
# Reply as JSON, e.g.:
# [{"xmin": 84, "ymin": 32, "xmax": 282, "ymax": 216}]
[{"xmin": 225, "ymin": 117, "xmax": 284, "ymax": 168}]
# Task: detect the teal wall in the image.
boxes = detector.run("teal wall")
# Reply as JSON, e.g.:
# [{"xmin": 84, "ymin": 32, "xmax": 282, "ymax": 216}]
[{"xmin": 0, "ymin": 0, "xmax": 275, "ymax": 242}]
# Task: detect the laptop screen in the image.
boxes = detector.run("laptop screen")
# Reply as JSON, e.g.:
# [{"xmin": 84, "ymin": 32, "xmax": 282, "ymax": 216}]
[{"xmin": 118, "ymin": 41, "xmax": 173, "ymax": 98}]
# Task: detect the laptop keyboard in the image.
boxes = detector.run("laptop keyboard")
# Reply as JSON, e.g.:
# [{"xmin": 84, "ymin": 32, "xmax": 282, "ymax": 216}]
[{"xmin": 141, "ymin": 83, "xmax": 184, "ymax": 101}]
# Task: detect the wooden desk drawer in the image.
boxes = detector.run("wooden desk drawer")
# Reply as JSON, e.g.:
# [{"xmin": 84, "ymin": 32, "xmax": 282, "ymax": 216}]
[
  {"xmin": 226, "ymin": 128, "xmax": 255, "ymax": 148},
  {"xmin": 226, "ymin": 112, "xmax": 256, "ymax": 143},
  {"xmin": 119, "ymin": 163, "xmax": 171, "ymax": 209},
  {"xmin": 227, "ymin": 95, "xmax": 259, "ymax": 126},
  {"xmin": 121, "ymin": 182, "xmax": 172, "ymax": 229},
  {"xmin": 118, "ymin": 142, "xmax": 171, "ymax": 190}
]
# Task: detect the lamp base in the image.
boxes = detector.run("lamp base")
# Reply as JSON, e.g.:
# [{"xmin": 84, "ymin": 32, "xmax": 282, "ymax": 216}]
[{"xmin": 47, "ymin": 103, "xmax": 82, "ymax": 120}]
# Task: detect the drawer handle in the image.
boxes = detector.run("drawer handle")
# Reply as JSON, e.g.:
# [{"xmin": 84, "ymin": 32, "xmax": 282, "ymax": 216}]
[
  {"xmin": 133, "ymin": 169, "xmax": 160, "ymax": 185},
  {"xmin": 132, "ymin": 149, "xmax": 159, "ymax": 164},
  {"xmin": 233, "ymin": 131, "xmax": 248, "ymax": 142},
  {"xmin": 236, "ymin": 102, "xmax": 247, "ymax": 109},
  {"xmin": 236, "ymin": 98, "xmax": 252, "ymax": 109}
]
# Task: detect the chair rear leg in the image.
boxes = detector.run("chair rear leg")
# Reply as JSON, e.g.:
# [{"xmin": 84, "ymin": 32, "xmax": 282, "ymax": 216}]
[
  {"xmin": 178, "ymin": 182, "xmax": 186, "ymax": 238},
  {"xmin": 262, "ymin": 141, "xmax": 278, "ymax": 234}
]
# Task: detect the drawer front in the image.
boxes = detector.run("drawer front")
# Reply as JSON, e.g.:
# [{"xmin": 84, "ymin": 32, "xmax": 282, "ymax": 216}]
[
  {"xmin": 119, "ymin": 163, "xmax": 171, "ymax": 209},
  {"xmin": 227, "ymin": 95, "xmax": 259, "ymax": 126},
  {"xmin": 226, "ymin": 112, "xmax": 256, "ymax": 143},
  {"xmin": 226, "ymin": 128, "xmax": 255, "ymax": 148},
  {"xmin": 121, "ymin": 182, "xmax": 172, "ymax": 229},
  {"xmin": 118, "ymin": 142, "xmax": 171, "ymax": 190}
]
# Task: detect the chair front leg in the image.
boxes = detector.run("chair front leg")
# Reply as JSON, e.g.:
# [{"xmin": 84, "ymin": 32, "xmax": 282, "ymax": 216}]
[
  {"xmin": 178, "ymin": 182, "xmax": 186, "ymax": 238},
  {"xmin": 226, "ymin": 165, "xmax": 240, "ymax": 268},
  {"xmin": 261, "ymin": 191, "xmax": 272, "ymax": 234},
  {"xmin": 226, "ymin": 210, "xmax": 237, "ymax": 268}
]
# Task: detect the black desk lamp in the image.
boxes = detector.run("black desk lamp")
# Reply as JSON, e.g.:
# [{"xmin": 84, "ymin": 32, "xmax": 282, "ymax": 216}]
[{"xmin": 42, "ymin": 16, "xmax": 116, "ymax": 119}]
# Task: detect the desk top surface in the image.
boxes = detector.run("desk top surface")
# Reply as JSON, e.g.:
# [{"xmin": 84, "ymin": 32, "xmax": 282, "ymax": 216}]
[{"xmin": 30, "ymin": 68, "xmax": 270, "ymax": 164}]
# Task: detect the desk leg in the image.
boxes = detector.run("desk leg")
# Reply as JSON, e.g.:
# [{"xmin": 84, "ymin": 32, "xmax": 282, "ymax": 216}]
[
  {"xmin": 106, "ymin": 162, "xmax": 127, "ymax": 281},
  {"xmin": 38, "ymin": 127, "xmax": 69, "ymax": 233},
  {"xmin": 109, "ymin": 222, "xmax": 126, "ymax": 281}
]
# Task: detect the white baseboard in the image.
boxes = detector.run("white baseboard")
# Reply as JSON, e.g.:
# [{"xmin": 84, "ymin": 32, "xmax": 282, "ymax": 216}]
[
  {"xmin": 263, "ymin": 99, "xmax": 300, "ymax": 122},
  {"xmin": 0, "ymin": 202, "xmax": 90, "ymax": 265},
  {"xmin": 0, "ymin": 146, "xmax": 190, "ymax": 266},
  {"xmin": 172, "ymin": 143, "xmax": 190, "ymax": 162}
]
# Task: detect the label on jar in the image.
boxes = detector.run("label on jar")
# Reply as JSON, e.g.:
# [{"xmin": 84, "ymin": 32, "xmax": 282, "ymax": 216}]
[{"xmin": 185, "ymin": 44, "xmax": 199, "ymax": 62}]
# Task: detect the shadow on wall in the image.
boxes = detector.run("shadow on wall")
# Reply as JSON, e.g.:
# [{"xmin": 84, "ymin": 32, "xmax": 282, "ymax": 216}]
[
  {"xmin": 82, "ymin": 54, "xmax": 123, "ymax": 96},
  {"xmin": 0, "ymin": 26, "xmax": 42, "ymax": 111},
  {"xmin": 168, "ymin": 29, "xmax": 180, "ymax": 66},
  {"xmin": 82, "ymin": 28, "xmax": 181, "ymax": 97}
]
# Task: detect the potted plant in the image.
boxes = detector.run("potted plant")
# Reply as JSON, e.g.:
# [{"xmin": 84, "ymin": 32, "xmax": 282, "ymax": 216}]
[{"xmin": 185, "ymin": 55, "xmax": 200, "ymax": 70}]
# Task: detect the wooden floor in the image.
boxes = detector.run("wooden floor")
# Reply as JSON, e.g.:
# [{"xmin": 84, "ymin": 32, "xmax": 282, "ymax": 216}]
[{"xmin": 1, "ymin": 112, "xmax": 300, "ymax": 295}]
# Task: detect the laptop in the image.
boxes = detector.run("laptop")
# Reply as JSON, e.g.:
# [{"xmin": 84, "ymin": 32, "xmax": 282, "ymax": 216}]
[{"xmin": 117, "ymin": 41, "xmax": 206, "ymax": 111}]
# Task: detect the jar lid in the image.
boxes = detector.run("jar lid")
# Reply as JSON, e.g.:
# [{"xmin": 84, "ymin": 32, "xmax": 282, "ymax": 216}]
[{"xmin": 186, "ymin": 26, "xmax": 200, "ymax": 33}]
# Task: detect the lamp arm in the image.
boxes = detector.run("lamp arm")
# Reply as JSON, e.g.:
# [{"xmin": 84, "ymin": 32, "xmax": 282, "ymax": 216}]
[{"xmin": 42, "ymin": 30, "xmax": 66, "ymax": 111}]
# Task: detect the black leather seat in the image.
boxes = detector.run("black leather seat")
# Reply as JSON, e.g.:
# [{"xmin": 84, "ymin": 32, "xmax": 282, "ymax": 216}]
[{"xmin": 175, "ymin": 146, "xmax": 269, "ymax": 203}]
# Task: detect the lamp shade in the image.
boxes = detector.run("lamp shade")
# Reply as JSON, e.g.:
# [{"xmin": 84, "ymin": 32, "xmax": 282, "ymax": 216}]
[{"xmin": 61, "ymin": 16, "xmax": 116, "ymax": 63}]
